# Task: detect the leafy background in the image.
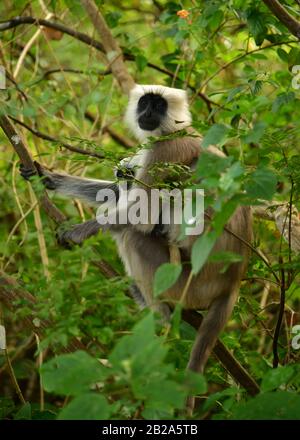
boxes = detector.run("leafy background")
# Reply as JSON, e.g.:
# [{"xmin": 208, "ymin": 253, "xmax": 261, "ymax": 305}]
[{"xmin": 0, "ymin": 0, "xmax": 300, "ymax": 420}]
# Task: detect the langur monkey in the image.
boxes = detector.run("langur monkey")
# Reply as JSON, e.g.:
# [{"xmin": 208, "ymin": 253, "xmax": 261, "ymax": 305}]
[{"xmin": 21, "ymin": 85, "xmax": 252, "ymax": 411}]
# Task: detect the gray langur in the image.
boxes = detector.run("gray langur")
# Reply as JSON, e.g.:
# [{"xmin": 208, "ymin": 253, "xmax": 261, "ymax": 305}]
[{"xmin": 21, "ymin": 84, "xmax": 252, "ymax": 410}]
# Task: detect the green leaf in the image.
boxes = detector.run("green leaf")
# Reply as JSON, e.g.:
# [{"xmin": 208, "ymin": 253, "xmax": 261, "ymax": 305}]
[
  {"xmin": 105, "ymin": 12, "xmax": 122, "ymax": 28},
  {"xmin": 184, "ymin": 370, "xmax": 207, "ymax": 395},
  {"xmin": 288, "ymin": 47, "xmax": 300, "ymax": 69},
  {"xmin": 153, "ymin": 263, "xmax": 182, "ymax": 297},
  {"xmin": 208, "ymin": 251, "xmax": 243, "ymax": 273},
  {"xmin": 63, "ymin": 0, "xmax": 84, "ymax": 16},
  {"xmin": 41, "ymin": 351, "xmax": 107, "ymax": 396},
  {"xmin": 261, "ymin": 366, "xmax": 295, "ymax": 392},
  {"xmin": 245, "ymin": 167, "xmax": 277, "ymax": 200},
  {"xmin": 32, "ymin": 410, "xmax": 56, "ymax": 420},
  {"xmin": 230, "ymin": 391, "xmax": 300, "ymax": 420},
  {"xmin": 191, "ymin": 232, "xmax": 217, "ymax": 275},
  {"xmin": 141, "ymin": 379, "xmax": 186, "ymax": 418},
  {"xmin": 246, "ymin": 8, "xmax": 267, "ymax": 46},
  {"xmin": 203, "ymin": 387, "xmax": 240, "ymax": 412},
  {"xmin": 202, "ymin": 124, "xmax": 229, "ymax": 148},
  {"xmin": 109, "ymin": 314, "xmax": 167, "ymax": 376},
  {"xmin": 272, "ymin": 92, "xmax": 295, "ymax": 113},
  {"xmin": 136, "ymin": 54, "xmax": 148, "ymax": 72},
  {"xmin": 14, "ymin": 402, "xmax": 31, "ymax": 420},
  {"xmin": 277, "ymin": 48, "xmax": 288, "ymax": 63},
  {"xmin": 58, "ymin": 394, "xmax": 111, "ymax": 420},
  {"xmin": 242, "ymin": 121, "xmax": 267, "ymax": 144}
]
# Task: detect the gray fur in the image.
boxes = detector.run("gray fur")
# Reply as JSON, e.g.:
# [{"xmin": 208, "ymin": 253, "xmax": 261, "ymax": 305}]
[{"xmin": 42, "ymin": 170, "xmax": 119, "ymax": 206}]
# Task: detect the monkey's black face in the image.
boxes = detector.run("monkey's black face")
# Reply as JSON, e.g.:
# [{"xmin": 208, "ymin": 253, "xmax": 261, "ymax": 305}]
[{"xmin": 137, "ymin": 93, "xmax": 168, "ymax": 131}]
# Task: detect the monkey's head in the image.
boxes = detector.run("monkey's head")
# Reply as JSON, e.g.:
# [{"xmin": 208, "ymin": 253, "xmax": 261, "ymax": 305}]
[{"xmin": 125, "ymin": 85, "xmax": 191, "ymax": 142}]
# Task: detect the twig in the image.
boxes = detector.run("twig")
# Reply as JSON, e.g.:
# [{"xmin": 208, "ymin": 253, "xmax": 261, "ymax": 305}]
[
  {"xmin": 0, "ymin": 15, "xmax": 217, "ymax": 111},
  {"xmin": 273, "ymin": 256, "xmax": 286, "ymax": 368},
  {"xmin": 263, "ymin": 0, "xmax": 300, "ymax": 38},
  {"xmin": 197, "ymin": 40, "xmax": 296, "ymax": 96},
  {"xmin": 41, "ymin": 67, "xmax": 111, "ymax": 79},
  {"xmin": 29, "ymin": 186, "xmax": 50, "ymax": 280},
  {"xmin": 84, "ymin": 111, "xmax": 135, "ymax": 148},
  {"xmin": 5, "ymin": 348, "xmax": 26, "ymax": 404},
  {"xmin": 0, "ymin": 16, "xmax": 105, "ymax": 52},
  {"xmin": 14, "ymin": 12, "xmax": 54, "ymax": 78},
  {"xmin": 80, "ymin": 0, "xmax": 135, "ymax": 94},
  {"xmin": 9, "ymin": 116, "xmax": 105, "ymax": 159},
  {"xmin": 0, "ymin": 115, "xmax": 66, "ymax": 224}
]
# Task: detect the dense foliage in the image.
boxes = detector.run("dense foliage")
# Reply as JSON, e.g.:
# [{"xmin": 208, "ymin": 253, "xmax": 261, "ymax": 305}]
[{"xmin": 0, "ymin": 0, "xmax": 300, "ymax": 420}]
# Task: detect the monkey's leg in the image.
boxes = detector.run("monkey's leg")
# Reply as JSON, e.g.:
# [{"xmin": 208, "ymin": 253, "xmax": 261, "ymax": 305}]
[
  {"xmin": 20, "ymin": 162, "xmax": 119, "ymax": 206},
  {"xmin": 186, "ymin": 291, "xmax": 238, "ymax": 413}
]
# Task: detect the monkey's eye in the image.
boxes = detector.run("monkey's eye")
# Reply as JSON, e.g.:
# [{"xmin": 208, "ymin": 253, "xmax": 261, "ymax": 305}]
[
  {"xmin": 154, "ymin": 101, "xmax": 167, "ymax": 112},
  {"xmin": 137, "ymin": 96, "xmax": 149, "ymax": 112}
]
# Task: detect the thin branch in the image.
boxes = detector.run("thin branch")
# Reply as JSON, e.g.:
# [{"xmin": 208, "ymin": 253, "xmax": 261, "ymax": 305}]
[
  {"xmin": 273, "ymin": 256, "xmax": 286, "ymax": 368},
  {"xmin": 0, "ymin": 115, "xmax": 66, "ymax": 224},
  {"xmin": 263, "ymin": 0, "xmax": 300, "ymax": 38},
  {"xmin": 84, "ymin": 111, "xmax": 135, "ymax": 148},
  {"xmin": 198, "ymin": 40, "xmax": 296, "ymax": 94},
  {"xmin": 0, "ymin": 15, "xmax": 217, "ymax": 111},
  {"xmin": 9, "ymin": 116, "xmax": 105, "ymax": 159},
  {"xmin": 4, "ymin": 348, "xmax": 26, "ymax": 404},
  {"xmin": 5, "ymin": 68, "xmax": 28, "ymax": 100},
  {"xmin": 0, "ymin": 16, "xmax": 105, "ymax": 52},
  {"xmin": 80, "ymin": 0, "xmax": 135, "ymax": 94}
]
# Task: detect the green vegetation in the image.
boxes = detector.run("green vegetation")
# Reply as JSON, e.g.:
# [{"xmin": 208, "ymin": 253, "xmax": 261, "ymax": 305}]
[{"xmin": 0, "ymin": 0, "xmax": 300, "ymax": 420}]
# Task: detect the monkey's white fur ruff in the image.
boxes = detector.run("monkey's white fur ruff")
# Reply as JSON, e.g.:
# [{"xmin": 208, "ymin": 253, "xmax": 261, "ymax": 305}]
[{"xmin": 125, "ymin": 84, "xmax": 192, "ymax": 142}]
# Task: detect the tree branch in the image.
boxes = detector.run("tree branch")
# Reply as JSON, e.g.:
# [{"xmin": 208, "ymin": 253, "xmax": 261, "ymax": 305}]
[
  {"xmin": 80, "ymin": 0, "xmax": 135, "ymax": 94},
  {"xmin": 272, "ymin": 257, "xmax": 286, "ymax": 368},
  {"xmin": 9, "ymin": 116, "xmax": 105, "ymax": 160},
  {"xmin": 0, "ymin": 115, "xmax": 66, "ymax": 224},
  {"xmin": 253, "ymin": 203, "xmax": 300, "ymax": 253},
  {"xmin": 84, "ymin": 111, "xmax": 135, "ymax": 148},
  {"xmin": 263, "ymin": 0, "xmax": 300, "ymax": 38},
  {"xmin": 0, "ymin": 16, "xmax": 105, "ymax": 52},
  {"xmin": 0, "ymin": 15, "xmax": 217, "ymax": 110}
]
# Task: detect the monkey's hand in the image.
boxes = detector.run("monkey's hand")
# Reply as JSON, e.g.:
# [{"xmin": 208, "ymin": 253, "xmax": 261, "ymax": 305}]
[
  {"xmin": 114, "ymin": 157, "xmax": 136, "ymax": 180},
  {"xmin": 20, "ymin": 161, "xmax": 57, "ymax": 190},
  {"xmin": 56, "ymin": 219, "xmax": 101, "ymax": 249},
  {"xmin": 56, "ymin": 230, "xmax": 74, "ymax": 250},
  {"xmin": 56, "ymin": 224, "xmax": 82, "ymax": 249}
]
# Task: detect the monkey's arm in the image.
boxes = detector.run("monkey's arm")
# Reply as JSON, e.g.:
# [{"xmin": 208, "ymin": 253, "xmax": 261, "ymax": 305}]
[{"xmin": 20, "ymin": 162, "xmax": 119, "ymax": 206}]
